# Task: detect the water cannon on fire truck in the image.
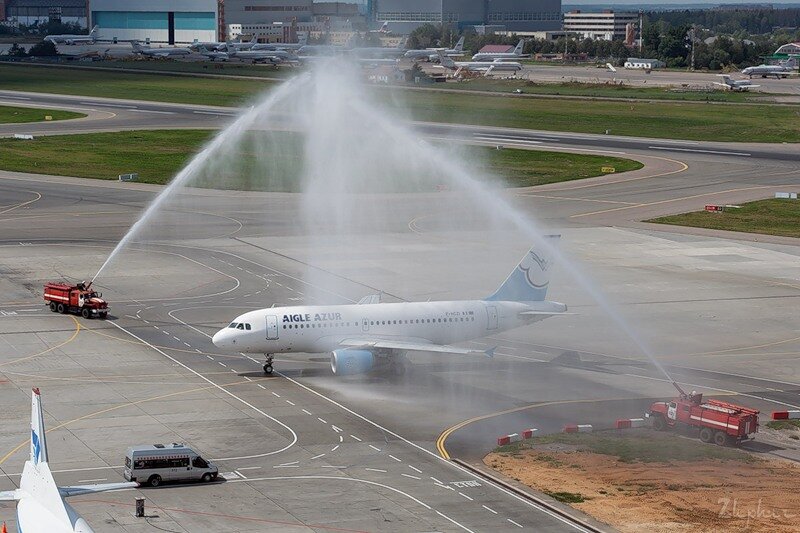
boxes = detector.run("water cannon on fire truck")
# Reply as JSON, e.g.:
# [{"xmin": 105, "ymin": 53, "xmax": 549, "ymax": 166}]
[{"xmin": 43, "ymin": 280, "xmax": 108, "ymax": 319}]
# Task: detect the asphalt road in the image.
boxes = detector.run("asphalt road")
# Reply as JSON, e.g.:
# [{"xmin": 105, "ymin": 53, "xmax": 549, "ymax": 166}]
[{"xmin": 0, "ymin": 88, "xmax": 799, "ymax": 532}]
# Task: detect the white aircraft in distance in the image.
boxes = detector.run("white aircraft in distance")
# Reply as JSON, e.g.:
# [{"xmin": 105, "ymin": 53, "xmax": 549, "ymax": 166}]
[
  {"xmin": 248, "ymin": 34, "xmax": 308, "ymax": 52},
  {"xmin": 213, "ymin": 237, "xmax": 568, "ymax": 376},
  {"xmin": 435, "ymin": 50, "xmax": 522, "ymax": 76},
  {"xmin": 44, "ymin": 25, "xmax": 99, "ymax": 45},
  {"xmin": 130, "ymin": 41, "xmax": 191, "ymax": 57},
  {"xmin": 742, "ymin": 58, "xmax": 797, "ymax": 79},
  {"xmin": 404, "ymin": 36, "xmax": 465, "ymax": 61},
  {"xmin": 224, "ymin": 35, "xmax": 258, "ymax": 52},
  {"xmin": 606, "ymin": 63, "xmax": 618, "ymax": 73},
  {"xmin": 196, "ymin": 46, "xmax": 230, "ymax": 61},
  {"xmin": 471, "ymin": 39, "xmax": 528, "ymax": 62},
  {"xmin": 0, "ymin": 388, "xmax": 137, "ymax": 532},
  {"xmin": 229, "ymin": 49, "xmax": 287, "ymax": 64},
  {"xmin": 714, "ymin": 74, "xmax": 760, "ymax": 91}
]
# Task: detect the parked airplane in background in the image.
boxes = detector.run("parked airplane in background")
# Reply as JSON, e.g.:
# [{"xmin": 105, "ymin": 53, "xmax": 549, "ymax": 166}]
[
  {"xmin": 213, "ymin": 237, "xmax": 567, "ymax": 376},
  {"xmin": 224, "ymin": 35, "xmax": 258, "ymax": 52},
  {"xmin": 742, "ymin": 58, "xmax": 797, "ymax": 78},
  {"xmin": 0, "ymin": 388, "xmax": 137, "ymax": 532},
  {"xmin": 131, "ymin": 41, "xmax": 191, "ymax": 57},
  {"xmin": 714, "ymin": 74, "xmax": 760, "ymax": 91},
  {"xmin": 190, "ymin": 39, "xmax": 227, "ymax": 52},
  {"xmin": 606, "ymin": 63, "xmax": 618, "ymax": 72},
  {"xmin": 44, "ymin": 25, "xmax": 99, "ymax": 45},
  {"xmin": 471, "ymin": 39, "xmax": 528, "ymax": 61},
  {"xmin": 436, "ymin": 51, "xmax": 522, "ymax": 76},
  {"xmin": 197, "ymin": 46, "xmax": 230, "ymax": 61},
  {"xmin": 404, "ymin": 36, "xmax": 465, "ymax": 61},
  {"xmin": 351, "ymin": 39, "xmax": 407, "ymax": 59},
  {"xmin": 229, "ymin": 49, "xmax": 287, "ymax": 64},
  {"xmin": 250, "ymin": 34, "xmax": 308, "ymax": 52}
]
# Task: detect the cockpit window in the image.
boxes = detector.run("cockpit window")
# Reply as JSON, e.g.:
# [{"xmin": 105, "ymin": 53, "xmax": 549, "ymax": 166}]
[
  {"xmin": 245, "ymin": 324, "xmax": 251, "ymax": 330},
  {"xmin": 236, "ymin": 323, "xmax": 244, "ymax": 330},
  {"xmin": 228, "ymin": 322, "xmax": 238, "ymax": 328}
]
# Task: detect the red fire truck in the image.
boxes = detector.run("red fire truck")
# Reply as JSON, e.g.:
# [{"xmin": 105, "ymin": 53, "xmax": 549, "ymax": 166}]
[
  {"xmin": 648, "ymin": 384, "xmax": 759, "ymax": 446},
  {"xmin": 43, "ymin": 281, "xmax": 108, "ymax": 319}
]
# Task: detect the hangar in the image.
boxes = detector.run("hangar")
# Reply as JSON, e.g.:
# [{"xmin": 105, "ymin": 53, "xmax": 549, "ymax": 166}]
[{"xmin": 89, "ymin": 0, "xmax": 219, "ymax": 44}]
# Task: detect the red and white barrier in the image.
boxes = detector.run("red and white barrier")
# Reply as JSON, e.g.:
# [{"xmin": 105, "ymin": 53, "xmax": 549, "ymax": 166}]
[
  {"xmin": 772, "ymin": 410, "xmax": 800, "ymax": 420},
  {"xmin": 522, "ymin": 428, "xmax": 537, "ymax": 439},
  {"xmin": 563, "ymin": 424, "xmax": 593, "ymax": 433},
  {"xmin": 615, "ymin": 418, "xmax": 647, "ymax": 429},
  {"xmin": 496, "ymin": 433, "xmax": 522, "ymax": 446}
]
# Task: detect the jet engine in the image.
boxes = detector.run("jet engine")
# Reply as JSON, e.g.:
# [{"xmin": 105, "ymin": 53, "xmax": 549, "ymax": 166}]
[{"xmin": 330, "ymin": 349, "xmax": 374, "ymax": 376}]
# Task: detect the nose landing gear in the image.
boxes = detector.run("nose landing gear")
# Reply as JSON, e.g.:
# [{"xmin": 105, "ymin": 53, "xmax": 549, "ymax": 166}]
[{"xmin": 263, "ymin": 354, "xmax": 274, "ymax": 375}]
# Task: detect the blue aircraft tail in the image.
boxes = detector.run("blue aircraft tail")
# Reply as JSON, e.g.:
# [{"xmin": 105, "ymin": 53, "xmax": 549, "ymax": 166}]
[{"xmin": 485, "ymin": 236, "xmax": 559, "ymax": 302}]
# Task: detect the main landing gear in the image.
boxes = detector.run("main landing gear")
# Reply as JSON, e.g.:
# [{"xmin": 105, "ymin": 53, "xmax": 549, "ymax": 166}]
[{"xmin": 263, "ymin": 354, "xmax": 274, "ymax": 375}]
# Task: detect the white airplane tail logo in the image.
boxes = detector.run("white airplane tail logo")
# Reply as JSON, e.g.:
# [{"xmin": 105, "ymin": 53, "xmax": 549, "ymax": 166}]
[
  {"xmin": 485, "ymin": 235, "xmax": 560, "ymax": 302},
  {"xmin": 454, "ymin": 36, "xmax": 465, "ymax": 52}
]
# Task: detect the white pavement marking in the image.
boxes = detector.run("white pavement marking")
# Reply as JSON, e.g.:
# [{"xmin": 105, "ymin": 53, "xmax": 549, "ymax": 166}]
[
  {"xmin": 331, "ymin": 445, "xmax": 340, "ymax": 452},
  {"xmin": 507, "ymin": 519, "xmax": 524, "ymax": 528},
  {"xmin": 310, "ymin": 454, "xmax": 325, "ymax": 460},
  {"xmin": 435, "ymin": 510, "xmax": 475, "ymax": 533},
  {"xmin": 183, "ymin": 342, "xmax": 191, "ymax": 347},
  {"xmin": 276, "ymin": 371, "xmax": 592, "ymax": 531},
  {"xmin": 286, "ymin": 400, "xmax": 295, "ymax": 406},
  {"xmin": 77, "ymin": 478, "xmax": 107, "ymax": 483},
  {"xmin": 331, "ymin": 425, "xmax": 342, "ymax": 433},
  {"xmin": 302, "ymin": 409, "xmax": 312, "ymax": 415},
  {"xmin": 237, "ymin": 466, "xmax": 261, "ymax": 471},
  {"xmin": 339, "ymin": 435, "xmax": 343, "ymax": 443},
  {"xmin": 350, "ymin": 435, "xmax": 362, "ymax": 442},
  {"xmin": 430, "ymin": 477, "xmax": 443, "ymax": 484},
  {"xmin": 218, "ymin": 362, "xmax": 227, "ymax": 367},
  {"xmin": 459, "ymin": 492, "xmax": 473, "ymax": 501},
  {"xmin": 482, "ymin": 505, "xmax": 498, "ymax": 515},
  {"xmin": 108, "ymin": 322, "xmax": 298, "ymax": 461},
  {"xmin": 234, "ymin": 470, "xmax": 246, "ymax": 479},
  {"xmin": 257, "ymin": 384, "xmax": 266, "ymax": 389},
  {"xmin": 129, "ymin": 109, "xmax": 175, "ymax": 115},
  {"xmin": 206, "ymin": 355, "xmax": 214, "ymax": 360},
  {"xmin": 402, "ymin": 473, "xmax": 421, "ymax": 480},
  {"xmin": 272, "ymin": 392, "xmax": 280, "ymax": 397},
  {"xmin": 244, "ymin": 376, "xmax": 252, "ymax": 381},
  {"xmin": 388, "ymin": 454, "xmax": 402, "ymax": 462},
  {"xmin": 195, "ymin": 349, "xmax": 202, "ymax": 353},
  {"xmin": 273, "ymin": 464, "xmax": 299, "ymax": 468},
  {"xmin": 648, "ymin": 145, "xmax": 751, "ymax": 157},
  {"xmin": 369, "ymin": 445, "xmax": 381, "ymax": 452},
  {"xmin": 277, "ymin": 461, "xmax": 299, "ymax": 467},
  {"xmin": 408, "ymin": 465, "xmax": 422, "ymax": 474},
  {"xmin": 317, "ymin": 417, "xmax": 327, "ymax": 424},
  {"xmin": 365, "ymin": 468, "xmax": 386, "ymax": 473}
]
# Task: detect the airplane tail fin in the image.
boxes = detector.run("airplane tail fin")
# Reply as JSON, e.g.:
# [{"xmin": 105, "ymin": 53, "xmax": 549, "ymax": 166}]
[
  {"xmin": 31, "ymin": 387, "xmax": 49, "ymax": 467},
  {"xmin": 513, "ymin": 39, "xmax": 524, "ymax": 55},
  {"xmin": 437, "ymin": 50, "xmax": 455, "ymax": 67},
  {"xmin": 485, "ymin": 235, "xmax": 560, "ymax": 302},
  {"xmin": 90, "ymin": 25, "xmax": 99, "ymax": 36},
  {"xmin": 783, "ymin": 57, "xmax": 798, "ymax": 69},
  {"xmin": 454, "ymin": 36, "xmax": 464, "ymax": 52}
]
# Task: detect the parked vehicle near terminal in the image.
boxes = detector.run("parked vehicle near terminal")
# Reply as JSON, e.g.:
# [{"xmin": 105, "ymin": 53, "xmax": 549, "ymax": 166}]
[
  {"xmin": 124, "ymin": 444, "xmax": 218, "ymax": 487},
  {"xmin": 43, "ymin": 281, "xmax": 108, "ymax": 318},
  {"xmin": 647, "ymin": 383, "xmax": 759, "ymax": 446}
]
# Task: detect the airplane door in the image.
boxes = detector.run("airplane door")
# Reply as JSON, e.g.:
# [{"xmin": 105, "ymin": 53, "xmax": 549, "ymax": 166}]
[
  {"xmin": 362, "ymin": 318, "xmax": 369, "ymax": 332},
  {"xmin": 266, "ymin": 315, "xmax": 279, "ymax": 340},
  {"xmin": 486, "ymin": 305, "xmax": 498, "ymax": 330}
]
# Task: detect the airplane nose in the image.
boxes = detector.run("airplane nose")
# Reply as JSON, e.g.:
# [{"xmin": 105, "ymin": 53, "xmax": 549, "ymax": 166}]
[{"xmin": 212, "ymin": 329, "xmax": 227, "ymax": 348}]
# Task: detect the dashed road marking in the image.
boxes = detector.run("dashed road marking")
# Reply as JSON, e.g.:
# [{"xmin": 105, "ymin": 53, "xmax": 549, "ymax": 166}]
[
  {"xmin": 408, "ymin": 465, "xmax": 422, "ymax": 474},
  {"xmin": 459, "ymin": 492, "xmax": 473, "ymax": 501},
  {"xmin": 350, "ymin": 435, "xmax": 361, "ymax": 442},
  {"xmin": 310, "ymin": 453, "xmax": 325, "ymax": 460},
  {"xmin": 237, "ymin": 466, "xmax": 261, "ymax": 471},
  {"xmin": 331, "ymin": 425, "xmax": 342, "ymax": 433},
  {"xmin": 388, "ymin": 455, "xmax": 401, "ymax": 462},
  {"xmin": 302, "ymin": 409, "xmax": 313, "ymax": 415},
  {"xmin": 339, "ymin": 435, "xmax": 343, "ymax": 443},
  {"xmin": 365, "ymin": 468, "xmax": 386, "ymax": 473},
  {"xmin": 317, "ymin": 417, "xmax": 327, "ymax": 424},
  {"xmin": 331, "ymin": 445, "xmax": 340, "ymax": 452},
  {"xmin": 286, "ymin": 400, "xmax": 295, "ymax": 406},
  {"xmin": 402, "ymin": 473, "xmax": 421, "ymax": 480},
  {"xmin": 482, "ymin": 505, "xmax": 498, "ymax": 515},
  {"xmin": 507, "ymin": 519, "xmax": 523, "ymax": 528},
  {"xmin": 206, "ymin": 355, "xmax": 214, "ymax": 360},
  {"xmin": 257, "ymin": 384, "xmax": 266, "ymax": 390},
  {"xmin": 272, "ymin": 392, "xmax": 280, "ymax": 398},
  {"xmin": 244, "ymin": 376, "xmax": 252, "ymax": 381},
  {"xmin": 369, "ymin": 445, "xmax": 381, "ymax": 452},
  {"xmin": 183, "ymin": 342, "xmax": 191, "ymax": 347},
  {"xmin": 218, "ymin": 362, "xmax": 227, "ymax": 367},
  {"xmin": 430, "ymin": 477, "xmax": 442, "ymax": 484}
]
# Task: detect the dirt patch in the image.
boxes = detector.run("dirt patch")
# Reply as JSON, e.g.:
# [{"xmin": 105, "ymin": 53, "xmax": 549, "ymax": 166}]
[{"xmin": 486, "ymin": 435, "xmax": 800, "ymax": 532}]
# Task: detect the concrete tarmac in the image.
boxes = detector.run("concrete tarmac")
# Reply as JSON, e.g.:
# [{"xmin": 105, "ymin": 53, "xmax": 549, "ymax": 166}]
[{"xmin": 0, "ymin": 89, "xmax": 799, "ymax": 532}]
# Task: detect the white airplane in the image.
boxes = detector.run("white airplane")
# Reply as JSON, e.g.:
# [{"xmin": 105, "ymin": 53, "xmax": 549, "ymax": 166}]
[
  {"xmin": 212, "ymin": 237, "xmax": 568, "ymax": 376},
  {"xmin": 229, "ymin": 49, "xmax": 287, "ymax": 64},
  {"xmin": 404, "ymin": 36, "xmax": 465, "ymax": 61},
  {"xmin": 0, "ymin": 388, "xmax": 137, "ymax": 532},
  {"xmin": 606, "ymin": 63, "xmax": 617, "ymax": 73},
  {"xmin": 714, "ymin": 74, "xmax": 760, "ymax": 91},
  {"xmin": 742, "ymin": 58, "xmax": 797, "ymax": 79},
  {"xmin": 196, "ymin": 46, "xmax": 230, "ymax": 61},
  {"xmin": 435, "ymin": 50, "xmax": 522, "ymax": 77},
  {"xmin": 471, "ymin": 39, "xmax": 528, "ymax": 62},
  {"xmin": 130, "ymin": 41, "xmax": 191, "ymax": 57},
  {"xmin": 224, "ymin": 35, "xmax": 258, "ymax": 52},
  {"xmin": 44, "ymin": 25, "xmax": 99, "ymax": 45}
]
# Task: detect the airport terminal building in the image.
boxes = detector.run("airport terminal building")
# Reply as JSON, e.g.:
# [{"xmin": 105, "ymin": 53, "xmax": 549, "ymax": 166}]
[
  {"xmin": 89, "ymin": 0, "xmax": 218, "ymax": 44},
  {"xmin": 374, "ymin": 0, "xmax": 562, "ymax": 34}
]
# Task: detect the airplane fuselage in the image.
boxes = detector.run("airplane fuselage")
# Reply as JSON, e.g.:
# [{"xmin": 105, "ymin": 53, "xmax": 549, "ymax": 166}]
[{"xmin": 212, "ymin": 300, "xmax": 544, "ymax": 355}]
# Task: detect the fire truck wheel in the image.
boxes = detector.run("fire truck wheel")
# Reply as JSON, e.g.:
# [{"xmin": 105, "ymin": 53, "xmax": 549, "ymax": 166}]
[
  {"xmin": 699, "ymin": 427, "xmax": 713, "ymax": 443},
  {"xmin": 99, "ymin": 312, "xmax": 107, "ymax": 319},
  {"xmin": 713, "ymin": 431, "xmax": 728, "ymax": 446},
  {"xmin": 81, "ymin": 308, "xmax": 91, "ymax": 319},
  {"xmin": 56, "ymin": 303, "xmax": 65, "ymax": 314},
  {"xmin": 49, "ymin": 302, "xmax": 57, "ymax": 312},
  {"xmin": 652, "ymin": 415, "xmax": 667, "ymax": 431}
]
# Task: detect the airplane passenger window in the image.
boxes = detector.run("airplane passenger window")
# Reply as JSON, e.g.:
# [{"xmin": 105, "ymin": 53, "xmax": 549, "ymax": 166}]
[
  {"xmin": 370, "ymin": 321, "xmax": 374, "ymax": 325},
  {"xmin": 283, "ymin": 325, "xmax": 286, "ymax": 329}
]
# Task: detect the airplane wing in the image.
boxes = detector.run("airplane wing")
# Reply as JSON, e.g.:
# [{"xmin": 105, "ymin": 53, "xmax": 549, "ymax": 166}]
[
  {"xmin": 339, "ymin": 337, "xmax": 492, "ymax": 356},
  {"xmin": 0, "ymin": 489, "xmax": 19, "ymax": 501},
  {"xmin": 59, "ymin": 481, "xmax": 138, "ymax": 498}
]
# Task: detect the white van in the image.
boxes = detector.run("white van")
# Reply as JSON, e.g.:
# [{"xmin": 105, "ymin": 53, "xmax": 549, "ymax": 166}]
[{"xmin": 124, "ymin": 443, "xmax": 218, "ymax": 487}]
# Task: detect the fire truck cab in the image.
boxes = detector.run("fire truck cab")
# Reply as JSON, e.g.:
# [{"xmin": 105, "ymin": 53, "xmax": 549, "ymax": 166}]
[{"xmin": 43, "ymin": 281, "xmax": 108, "ymax": 319}]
